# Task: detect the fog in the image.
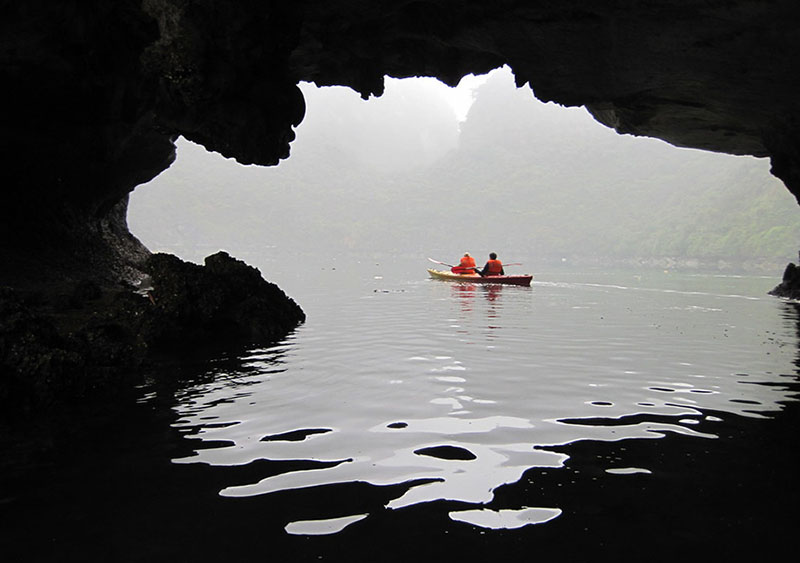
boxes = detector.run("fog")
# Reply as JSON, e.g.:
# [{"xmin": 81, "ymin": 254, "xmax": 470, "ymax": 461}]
[{"xmin": 129, "ymin": 66, "xmax": 799, "ymax": 272}]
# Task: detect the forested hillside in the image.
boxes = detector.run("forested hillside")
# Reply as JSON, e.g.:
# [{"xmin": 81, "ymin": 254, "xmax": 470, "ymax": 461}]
[{"xmin": 129, "ymin": 68, "xmax": 800, "ymax": 270}]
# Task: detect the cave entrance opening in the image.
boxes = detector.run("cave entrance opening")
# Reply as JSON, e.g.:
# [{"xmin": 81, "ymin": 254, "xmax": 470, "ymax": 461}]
[{"xmin": 129, "ymin": 66, "xmax": 798, "ymax": 283}]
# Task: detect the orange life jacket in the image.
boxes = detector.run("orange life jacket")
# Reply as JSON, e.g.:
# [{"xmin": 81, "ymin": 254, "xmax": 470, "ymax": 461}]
[
  {"xmin": 459, "ymin": 256, "xmax": 476, "ymax": 268},
  {"xmin": 485, "ymin": 259, "xmax": 503, "ymax": 275}
]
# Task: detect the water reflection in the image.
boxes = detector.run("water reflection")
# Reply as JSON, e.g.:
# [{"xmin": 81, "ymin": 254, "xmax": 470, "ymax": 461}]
[
  {"xmin": 480, "ymin": 283, "xmax": 504, "ymax": 304},
  {"xmin": 449, "ymin": 281, "xmax": 512, "ymax": 307},
  {"xmin": 450, "ymin": 282, "xmax": 476, "ymax": 313},
  {"xmin": 449, "ymin": 506, "xmax": 562, "ymax": 529},
  {"xmin": 449, "ymin": 281, "xmax": 527, "ymax": 333},
  {"xmin": 784, "ymin": 301, "xmax": 800, "ymax": 367},
  {"xmin": 163, "ymin": 273, "xmax": 800, "ymax": 547},
  {"xmin": 4, "ymin": 272, "xmax": 799, "ymax": 561}
]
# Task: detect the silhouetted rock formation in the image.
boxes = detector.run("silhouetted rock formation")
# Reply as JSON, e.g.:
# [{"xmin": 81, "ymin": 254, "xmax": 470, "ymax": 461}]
[
  {"xmin": 0, "ymin": 251, "xmax": 304, "ymax": 413},
  {"xmin": 143, "ymin": 251, "xmax": 305, "ymax": 353},
  {"xmin": 769, "ymin": 255, "xmax": 800, "ymax": 300}
]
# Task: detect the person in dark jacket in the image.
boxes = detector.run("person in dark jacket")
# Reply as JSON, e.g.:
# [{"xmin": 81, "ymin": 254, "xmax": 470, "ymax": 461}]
[{"xmin": 481, "ymin": 252, "xmax": 504, "ymax": 276}]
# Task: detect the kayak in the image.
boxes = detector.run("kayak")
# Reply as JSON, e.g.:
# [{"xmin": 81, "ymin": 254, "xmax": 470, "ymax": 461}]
[{"xmin": 427, "ymin": 268, "xmax": 533, "ymax": 286}]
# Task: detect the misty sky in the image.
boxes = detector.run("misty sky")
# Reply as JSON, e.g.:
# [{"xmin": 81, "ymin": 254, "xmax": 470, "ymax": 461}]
[
  {"xmin": 423, "ymin": 72, "xmax": 489, "ymax": 121},
  {"xmin": 129, "ymin": 66, "xmax": 798, "ymax": 269}
]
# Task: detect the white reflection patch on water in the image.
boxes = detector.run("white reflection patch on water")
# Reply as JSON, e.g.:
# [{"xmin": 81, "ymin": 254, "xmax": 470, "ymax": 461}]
[
  {"xmin": 606, "ymin": 467, "xmax": 652, "ymax": 475},
  {"xmin": 217, "ymin": 438, "xmax": 567, "ymax": 509},
  {"xmin": 285, "ymin": 514, "xmax": 368, "ymax": 535},
  {"xmin": 166, "ymin": 265, "xmax": 799, "ymax": 534},
  {"xmin": 449, "ymin": 507, "xmax": 562, "ymax": 529}
]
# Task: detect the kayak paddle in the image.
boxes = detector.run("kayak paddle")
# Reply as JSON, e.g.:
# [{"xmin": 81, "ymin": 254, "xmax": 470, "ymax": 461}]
[{"xmin": 428, "ymin": 257, "xmax": 456, "ymax": 267}]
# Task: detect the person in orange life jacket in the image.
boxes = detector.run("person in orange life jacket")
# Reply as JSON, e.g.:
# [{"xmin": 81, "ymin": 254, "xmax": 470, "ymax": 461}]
[
  {"xmin": 480, "ymin": 252, "xmax": 504, "ymax": 276},
  {"xmin": 451, "ymin": 252, "xmax": 477, "ymax": 274}
]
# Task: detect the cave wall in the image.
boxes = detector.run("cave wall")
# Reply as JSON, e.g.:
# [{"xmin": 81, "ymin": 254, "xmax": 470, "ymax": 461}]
[{"xmin": 3, "ymin": 0, "xmax": 800, "ymax": 283}]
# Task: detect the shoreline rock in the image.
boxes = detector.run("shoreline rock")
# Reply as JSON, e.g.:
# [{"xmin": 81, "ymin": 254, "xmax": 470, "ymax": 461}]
[
  {"xmin": 768, "ymin": 257, "xmax": 800, "ymax": 300},
  {"xmin": 143, "ymin": 251, "xmax": 305, "ymax": 353},
  {"xmin": 0, "ymin": 251, "xmax": 304, "ymax": 418}
]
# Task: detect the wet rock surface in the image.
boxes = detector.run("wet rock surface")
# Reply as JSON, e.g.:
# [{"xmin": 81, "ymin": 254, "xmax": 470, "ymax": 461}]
[
  {"xmin": 0, "ymin": 252, "xmax": 304, "ymax": 416},
  {"xmin": 769, "ymin": 258, "xmax": 800, "ymax": 300},
  {"xmin": 143, "ymin": 251, "xmax": 305, "ymax": 354}
]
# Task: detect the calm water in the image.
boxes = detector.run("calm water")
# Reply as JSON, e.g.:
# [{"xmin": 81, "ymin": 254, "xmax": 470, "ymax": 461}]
[{"xmin": 4, "ymin": 257, "xmax": 800, "ymax": 560}]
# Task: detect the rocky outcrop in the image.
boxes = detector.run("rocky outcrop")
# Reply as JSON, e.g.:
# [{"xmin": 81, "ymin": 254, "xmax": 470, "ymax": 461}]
[
  {"xmin": 768, "ymin": 256, "xmax": 800, "ymax": 300},
  {"xmin": 0, "ymin": 251, "xmax": 304, "ymax": 414},
  {"xmin": 142, "ymin": 251, "xmax": 305, "ymax": 353}
]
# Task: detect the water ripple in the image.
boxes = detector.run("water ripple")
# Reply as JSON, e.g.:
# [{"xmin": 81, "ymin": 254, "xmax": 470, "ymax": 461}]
[{"xmin": 164, "ymin": 269, "xmax": 799, "ymax": 535}]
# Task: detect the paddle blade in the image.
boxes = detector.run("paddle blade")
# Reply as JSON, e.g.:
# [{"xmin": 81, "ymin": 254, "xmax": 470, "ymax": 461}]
[{"xmin": 428, "ymin": 257, "xmax": 455, "ymax": 267}]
